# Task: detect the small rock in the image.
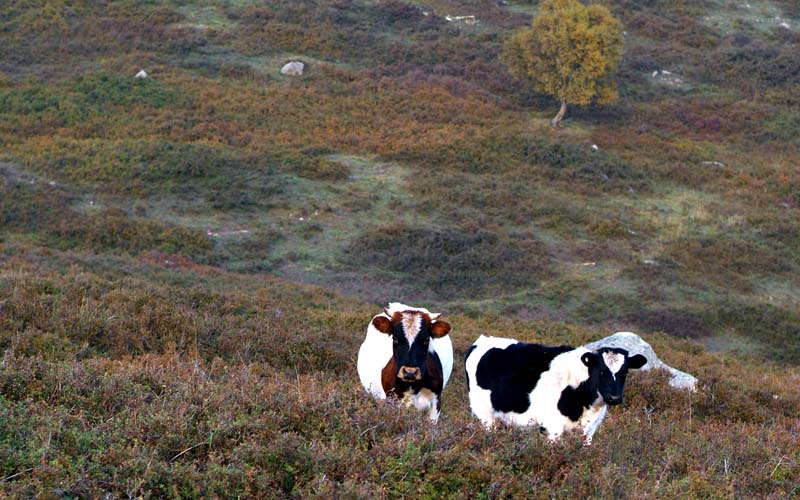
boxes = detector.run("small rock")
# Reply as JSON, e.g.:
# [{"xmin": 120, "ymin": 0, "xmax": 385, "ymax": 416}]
[
  {"xmin": 643, "ymin": 259, "xmax": 657, "ymax": 265},
  {"xmin": 585, "ymin": 332, "xmax": 698, "ymax": 391},
  {"xmin": 780, "ymin": 22, "xmax": 790, "ymax": 29},
  {"xmin": 281, "ymin": 61, "xmax": 305, "ymax": 76},
  {"xmin": 135, "ymin": 69, "xmax": 148, "ymax": 79},
  {"xmin": 445, "ymin": 14, "xmax": 478, "ymax": 25},
  {"xmin": 701, "ymin": 160, "xmax": 726, "ymax": 168},
  {"xmin": 591, "ymin": 144, "xmax": 599, "ymax": 151}
]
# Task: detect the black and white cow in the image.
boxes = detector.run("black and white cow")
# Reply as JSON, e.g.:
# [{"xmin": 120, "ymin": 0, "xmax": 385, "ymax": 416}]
[
  {"xmin": 357, "ymin": 303, "xmax": 453, "ymax": 422},
  {"xmin": 464, "ymin": 335, "xmax": 647, "ymax": 442}
]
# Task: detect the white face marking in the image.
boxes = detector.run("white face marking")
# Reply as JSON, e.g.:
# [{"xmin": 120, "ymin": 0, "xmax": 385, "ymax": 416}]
[
  {"xmin": 399, "ymin": 311, "xmax": 423, "ymax": 347},
  {"xmin": 602, "ymin": 352, "xmax": 625, "ymax": 376},
  {"xmin": 384, "ymin": 303, "xmax": 440, "ymax": 349}
]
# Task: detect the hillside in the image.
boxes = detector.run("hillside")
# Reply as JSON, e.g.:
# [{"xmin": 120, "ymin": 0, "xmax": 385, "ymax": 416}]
[{"xmin": 0, "ymin": 0, "xmax": 798, "ymax": 498}]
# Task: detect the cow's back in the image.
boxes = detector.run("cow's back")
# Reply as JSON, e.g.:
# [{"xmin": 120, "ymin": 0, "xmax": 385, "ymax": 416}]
[
  {"xmin": 357, "ymin": 316, "xmax": 393, "ymax": 399},
  {"xmin": 464, "ymin": 335, "xmax": 519, "ymax": 426},
  {"xmin": 476, "ymin": 342, "xmax": 572, "ymax": 414},
  {"xmin": 465, "ymin": 335, "xmax": 584, "ymax": 430},
  {"xmin": 431, "ymin": 335, "xmax": 453, "ymax": 388}
]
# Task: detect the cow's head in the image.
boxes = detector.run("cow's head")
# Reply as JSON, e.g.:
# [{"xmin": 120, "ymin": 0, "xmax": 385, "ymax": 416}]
[
  {"xmin": 581, "ymin": 347, "xmax": 647, "ymax": 405},
  {"xmin": 372, "ymin": 304, "xmax": 451, "ymax": 383}
]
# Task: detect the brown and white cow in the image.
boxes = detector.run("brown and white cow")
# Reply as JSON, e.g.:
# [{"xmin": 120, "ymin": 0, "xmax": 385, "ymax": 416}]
[{"xmin": 357, "ymin": 303, "xmax": 453, "ymax": 422}]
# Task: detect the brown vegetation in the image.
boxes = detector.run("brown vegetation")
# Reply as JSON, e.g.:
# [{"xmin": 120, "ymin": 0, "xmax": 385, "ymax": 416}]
[{"xmin": 0, "ymin": 0, "xmax": 798, "ymax": 496}]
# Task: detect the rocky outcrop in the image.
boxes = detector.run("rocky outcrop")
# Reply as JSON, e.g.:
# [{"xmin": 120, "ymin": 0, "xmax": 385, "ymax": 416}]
[
  {"xmin": 280, "ymin": 61, "xmax": 305, "ymax": 76},
  {"xmin": 585, "ymin": 331, "xmax": 697, "ymax": 391}
]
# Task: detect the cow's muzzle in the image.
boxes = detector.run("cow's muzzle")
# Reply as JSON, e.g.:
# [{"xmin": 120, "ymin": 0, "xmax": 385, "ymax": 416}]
[{"xmin": 398, "ymin": 366, "xmax": 422, "ymax": 382}]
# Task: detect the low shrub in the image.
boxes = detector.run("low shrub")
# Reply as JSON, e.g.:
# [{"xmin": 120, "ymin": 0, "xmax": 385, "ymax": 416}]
[
  {"xmin": 708, "ymin": 302, "xmax": 800, "ymax": 363},
  {"xmin": 344, "ymin": 222, "xmax": 550, "ymax": 300},
  {"xmin": 0, "ymin": 179, "xmax": 211, "ymax": 259},
  {"xmin": 293, "ymin": 157, "xmax": 351, "ymax": 181},
  {"xmin": 626, "ymin": 308, "xmax": 712, "ymax": 339}
]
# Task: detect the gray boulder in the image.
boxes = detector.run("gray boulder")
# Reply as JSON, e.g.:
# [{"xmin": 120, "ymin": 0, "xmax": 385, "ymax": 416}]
[
  {"xmin": 280, "ymin": 61, "xmax": 305, "ymax": 76},
  {"xmin": 585, "ymin": 331, "xmax": 697, "ymax": 391}
]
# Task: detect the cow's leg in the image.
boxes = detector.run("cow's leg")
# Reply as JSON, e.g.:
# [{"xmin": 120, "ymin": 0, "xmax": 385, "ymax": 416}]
[
  {"xmin": 428, "ymin": 391, "xmax": 442, "ymax": 422},
  {"xmin": 468, "ymin": 388, "xmax": 496, "ymax": 429},
  {"xmin": 481, "ymin": 414, "xmax": 497, "ymax": 430},
  {"xmin": 581, "ymin": 405, "xmax": 608, "ymax": 445},
  {"xmin": 412, "ymin": 388, "xmax": 440, "ymax": 422}
]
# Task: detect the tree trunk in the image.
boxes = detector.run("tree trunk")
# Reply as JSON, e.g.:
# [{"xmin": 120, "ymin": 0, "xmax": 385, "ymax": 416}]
[{"xmin": 551, "ymin": 100, "xmax": 567, "ymax": 128}]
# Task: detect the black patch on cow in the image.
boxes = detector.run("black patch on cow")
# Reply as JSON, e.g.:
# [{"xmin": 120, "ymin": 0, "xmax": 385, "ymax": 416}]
[
  {"xmin": 425, "ymin": 350, "xmax": 444, "ymax": 396},
  {"xmin": 426, "ymin": 351, "xmax": 445, "ymax": 410},
  {"xmin": 557, "ymin": 378, "xmax": 597, "ymax": 421},
  {"xmin": 464, "ymin": 344, "xmax": 477, "ymax": 388},
  {"xmin": 475, "ymin": 343, "xmax": 574, "ymax": 414}
]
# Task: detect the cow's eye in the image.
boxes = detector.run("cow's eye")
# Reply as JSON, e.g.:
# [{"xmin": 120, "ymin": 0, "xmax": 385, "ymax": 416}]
[{"xmin": 393, "ymin": 338, "xmax": 399, "ymax": 345}]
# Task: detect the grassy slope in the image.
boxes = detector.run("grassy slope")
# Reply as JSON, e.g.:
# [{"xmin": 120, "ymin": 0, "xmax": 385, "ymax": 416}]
[
  {"xmin": 0, "ymin": 0, "xmax": 799, "ymax": 497},
  {"xmin": 2, "ymin": 0, "xmax": 798, "ymax": 360},
  {"xmin": 0, "ymin": 246, "xmax": 798, "ymax": 498}
]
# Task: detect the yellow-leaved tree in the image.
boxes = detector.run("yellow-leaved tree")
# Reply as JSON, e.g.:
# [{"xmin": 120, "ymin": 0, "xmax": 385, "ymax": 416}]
[{"xmin": 503, "ymin": 0, "xmax": 624, "ymax": 128}]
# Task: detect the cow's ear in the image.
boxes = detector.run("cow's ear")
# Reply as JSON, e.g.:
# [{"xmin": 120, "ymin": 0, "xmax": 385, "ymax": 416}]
[
  {"xmin": 371, "ymin": 316, "xmax": 392, "ymax": 334},
  {"xmin": 581, "ymin": 352, "xmax": 597, "ymax": 368},
  {"xmin": 430, "ymin": 320, "xmax": 451, "ymax": 338},
  {"xmin": 627, "ymin": 354, "xmax": 648, "ymax": 370}
]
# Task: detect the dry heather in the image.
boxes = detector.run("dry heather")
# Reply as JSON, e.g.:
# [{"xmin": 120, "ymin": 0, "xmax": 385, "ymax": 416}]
[
  {"xmin": 1, "ymin": 0, "xmax": 799, "ymax": 497},
  {"xmin": 0, "ymin": 247, "xmax": 798, "ymax": 499}
]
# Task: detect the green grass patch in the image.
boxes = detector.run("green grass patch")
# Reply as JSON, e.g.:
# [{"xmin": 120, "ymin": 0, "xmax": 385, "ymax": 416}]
[{"xmin": 702, "ymin": 0, "xmax": 796, "ymax": 35}]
